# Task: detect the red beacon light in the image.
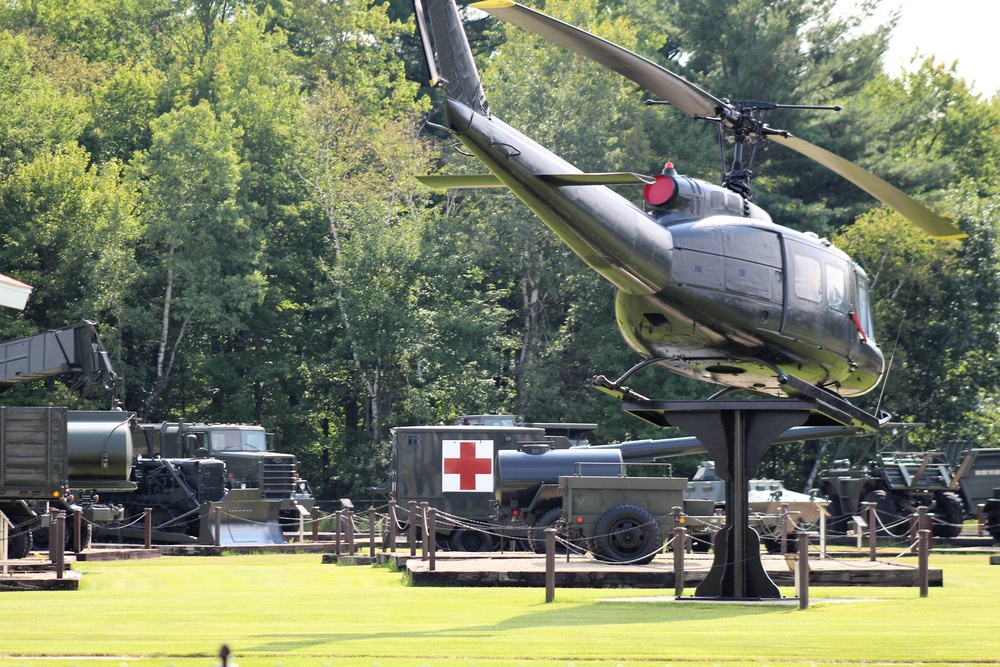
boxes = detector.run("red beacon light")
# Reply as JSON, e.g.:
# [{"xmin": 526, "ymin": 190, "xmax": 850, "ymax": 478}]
[{"xmin": 643, "ymin": 161, "xmax": 679, "ymax": 210}]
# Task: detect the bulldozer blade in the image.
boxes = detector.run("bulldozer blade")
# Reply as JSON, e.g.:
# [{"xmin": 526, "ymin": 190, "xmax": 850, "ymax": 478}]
[{"xmin": 196, "ymin": 489, "xmax": 286, "ymax": 546}]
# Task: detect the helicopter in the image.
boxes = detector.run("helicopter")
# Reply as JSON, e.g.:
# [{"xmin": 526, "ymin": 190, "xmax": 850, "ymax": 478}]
[{"xmin": 411, "ymin": 0, "xmax": 966, "ymax": 431}]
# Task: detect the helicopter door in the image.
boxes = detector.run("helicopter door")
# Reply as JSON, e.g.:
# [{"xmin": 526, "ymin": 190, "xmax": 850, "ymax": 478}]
[
  {"xmin": 719, "ymin": 226, "xmax": 784, "ymax": 334},
  {"xmin": 781, "ymin": 239, "xmax": 854, "ymax": 357}
]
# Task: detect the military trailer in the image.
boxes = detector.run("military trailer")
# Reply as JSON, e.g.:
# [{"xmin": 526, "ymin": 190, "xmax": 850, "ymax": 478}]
[
  {"xmin": 1, "ymin": 407, "xmax": 73, "ymax": 558},
  {"xmin": 559, "ymin": 474, "xmax": 691, "ymax": 564}
]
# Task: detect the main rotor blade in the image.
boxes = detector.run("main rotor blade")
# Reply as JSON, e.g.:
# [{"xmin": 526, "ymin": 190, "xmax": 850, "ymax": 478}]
[
  {"xmin": 770, "ymin": 134, "xmax": 966, "ymax": 239},
  {"xmin": 472, "ymin": 0, "xmax": 723, "ymax": 119}
]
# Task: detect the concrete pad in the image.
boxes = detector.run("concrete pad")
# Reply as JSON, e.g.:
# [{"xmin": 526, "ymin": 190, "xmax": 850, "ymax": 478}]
[{"xmin": 401, "ymin": 552, "xmax": 942, "ymax": 588}]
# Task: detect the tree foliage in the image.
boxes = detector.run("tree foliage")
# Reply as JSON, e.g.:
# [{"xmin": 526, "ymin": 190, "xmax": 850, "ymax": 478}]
[{"xmin": 2, "ymin": 0, "xmax": 999, "ymax": 500}]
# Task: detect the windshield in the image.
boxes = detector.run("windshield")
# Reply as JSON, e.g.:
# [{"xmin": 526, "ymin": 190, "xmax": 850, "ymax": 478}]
[{"xmin": 209, "ymin": 428, "xmax": 268, "ymax": 452}]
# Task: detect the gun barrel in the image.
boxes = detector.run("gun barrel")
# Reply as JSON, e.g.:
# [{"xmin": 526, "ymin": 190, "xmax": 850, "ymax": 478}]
[{"xmin": 596, "ymin": 425, "xmax": 861, "ymax": 462}]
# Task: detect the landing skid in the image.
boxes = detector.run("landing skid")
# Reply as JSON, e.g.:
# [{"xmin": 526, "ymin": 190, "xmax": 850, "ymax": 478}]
[{"xmin": 592, "ymin": 359, "xmax": 890, "ymax": 432}]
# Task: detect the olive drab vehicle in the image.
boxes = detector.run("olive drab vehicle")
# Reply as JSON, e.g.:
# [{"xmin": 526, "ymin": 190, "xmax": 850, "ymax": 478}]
[
  {"xmin": 133, "ymin": 421, "xmax": 314, "ymax": 529},
  {"xmin": 388, "ymin": 423, "xmax": 563, "ymax": 551},
  {"xmin": 0, "ymin": 322, "xmax": 286, "ymax": 555},
  {"xmin": 411, "ymin": 0, "xmax": 964, "ymax": 433},
  {"xmin": 818, "ymin": 447, "xmax": 1000, "ymax": 542},
  {"xmin": 386, "ymin": 417, "xmax": 856, "ymax": 561}
]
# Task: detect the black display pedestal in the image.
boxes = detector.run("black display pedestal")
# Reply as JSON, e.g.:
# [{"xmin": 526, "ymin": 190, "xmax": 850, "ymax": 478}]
[{"xmin": 620, "ymin": 399, "xmax": 816, "ymax": 600}]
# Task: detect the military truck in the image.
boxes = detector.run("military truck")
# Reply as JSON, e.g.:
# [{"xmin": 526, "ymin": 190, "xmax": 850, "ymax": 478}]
[
  {"xmin": 818, "ymin": 451, "xmax": 970, "ymax": 537},
  {"xmin": 946, "ymin": 446, "xmax": 1000, "ymax": 542},
  {"xmin": 0, "ymin": 322, "xmax": 286, "ymax": 555},
  {"xmin": 815, "ymin": 445, "xmax": 1000, "ymax": 541},
  {"xmin": 1, "ymin": 407, "xmax": 76, "ymax": 558},
  {"xmin": 388, "ymin": 423, "xmax": 562, "ymax": 551},
  {"xmin": 134, "ymin": 421, "xmax": 313, "ymax": 528}
]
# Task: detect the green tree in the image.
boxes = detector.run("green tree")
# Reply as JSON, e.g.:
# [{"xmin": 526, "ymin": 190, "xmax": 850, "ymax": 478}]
[
  {"xmin": 0, "ymin": 29, "xmax": 90, "ymax": 177},
  {"xmin": 127, "ymin": 100, "xmax": 264, "ymax": 419},
  {"xmin": 0, "ymin": 145, "xmax": 141, "ymax": 405}
]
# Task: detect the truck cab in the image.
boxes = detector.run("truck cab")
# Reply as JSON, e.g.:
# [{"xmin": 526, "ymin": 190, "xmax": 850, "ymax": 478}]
[{"xmin": 135, "ymin": 422, "xmax": 313, "ymax": 527}]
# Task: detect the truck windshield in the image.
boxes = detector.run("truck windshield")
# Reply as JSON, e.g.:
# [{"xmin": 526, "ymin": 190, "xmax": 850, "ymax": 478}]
[{"xmin": 209, "ymin": 428, "xmax": 268, "ymax": 452}]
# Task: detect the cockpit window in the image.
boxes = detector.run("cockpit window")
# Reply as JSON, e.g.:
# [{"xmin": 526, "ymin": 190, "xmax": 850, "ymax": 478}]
[
  {"xmin": 826, "ymin": 263, "xmax": 847, "ymax": 312},
  {"xmin": 856, "ymin": 273, "xmax": 876, "ymax": 341}
]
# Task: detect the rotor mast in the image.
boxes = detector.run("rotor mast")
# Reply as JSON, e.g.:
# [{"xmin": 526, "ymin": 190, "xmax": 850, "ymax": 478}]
[{"xmin": 713, "ymin": 101, "xmax": 842, "ymax": 203}]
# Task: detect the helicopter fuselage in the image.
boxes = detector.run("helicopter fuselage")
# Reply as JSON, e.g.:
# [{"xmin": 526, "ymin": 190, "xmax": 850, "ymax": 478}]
[{"xmin": 445, "ymin": 98, "xmax": 884, "ymax": 397}]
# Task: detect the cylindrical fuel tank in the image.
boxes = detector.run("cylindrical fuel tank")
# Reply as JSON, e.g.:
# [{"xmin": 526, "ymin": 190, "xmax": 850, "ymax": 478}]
[
  {"xmin": 67, "ymin": 410, "xmax": 134, "ymax": 489},
  {"xmin": 495, "ymin": 447, "xmax": 624, "ymax": 507}
]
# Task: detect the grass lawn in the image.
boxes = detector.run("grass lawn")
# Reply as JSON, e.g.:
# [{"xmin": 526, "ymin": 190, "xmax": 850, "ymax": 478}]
[{"xmin": 0, "ymin": 550, "xmax": 998, "ymax": 667}]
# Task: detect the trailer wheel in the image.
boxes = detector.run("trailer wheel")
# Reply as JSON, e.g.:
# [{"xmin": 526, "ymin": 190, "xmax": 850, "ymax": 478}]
[
  {"xmin": 7, "ymin": 528, "xmax": 33, "ymax": 560},
  {"xmin": 823, "ymin": 496, "xmax": 850, "ymax": 535},
  {"xmin": 863, "ymin": 490, "xmax": 907, "ymax": 537},
  {"xmin": 529, "ymin": 507, "xmax": 583, "ymax": 554},
  {"xmin": 31, "ymin": 525, "xmax": 53, "ymax": 549},
  {"xmin": 448, "ymin": 528, "xmax": 495, "ymax": 552},
  {"xmin": 32, "ymin": 516, "xmax": 95, "ymax": 551},
  {"xmin": 985, "ymin": 501, "xmax": 1000, "ymax": 544},
  {"xmin": 529, "ymin": 507, "xmax": 562, "ymax": 554},
  {"xmin": 932, "ymin": 491, "xmax": 965, "ymax": 539},
  {"xmin": 591, "ymin": 504, "xmax": 663, "ymax": 565}
]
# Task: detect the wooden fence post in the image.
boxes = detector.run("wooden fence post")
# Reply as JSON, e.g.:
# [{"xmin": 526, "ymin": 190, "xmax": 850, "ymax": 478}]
[
  {"xmin": 545, "ymin": 527, "xmax": 557, "ymax": 603},
  {"xmin": 672, "ymin": 526, "xmax": 686, "ymax": 598},
  {"xmin": 796, "ymin": 531, "xmax": 809, "ymax": 610}
]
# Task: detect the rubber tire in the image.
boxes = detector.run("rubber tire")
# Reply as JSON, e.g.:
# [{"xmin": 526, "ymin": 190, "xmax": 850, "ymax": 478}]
[
  {"xmin": 7, "ymin": 528, "xmax": 33, "ymax": 560},
  {"xmin": 985, "ymin": 501, "xmax": 1000, "ymax": 544},
  {"xmin": 823, "ymin": 495, "xmax": 850, "ymax": 535},
  {"xmin": 32, "ymin": 518, "xmax": 91, "ymax": 550},
  {"xmin": 591, "ymin": 504, "xmax": 663, "ymax": 565},
  {"xmin": 529, "ymin": 507, "xmax": 563, "ymax": 554},
  {"xmin": 447, "ymin": 528, "xmax": 495, "ymax": 552},
  {"xmin": 932, "ymin": 491, "xmax": 965, "ymax": 539},
  {"xmin": 863, "ymin": 490, "xmax": 907, "ymax": 537},
  {"xmin": 31, "ymin": 524, "xmax": 53, "ymax": 549},
  {"xmin": 37, "ymin": 517, "xmax": 94, "ymax": 551},
  {"xmin": 68, "ymin": 520, "xmax": 94, "ymax": 551}
]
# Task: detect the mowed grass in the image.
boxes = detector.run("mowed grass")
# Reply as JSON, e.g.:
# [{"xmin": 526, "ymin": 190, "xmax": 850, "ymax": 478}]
[{"xmin": 0, "ymin": 551, "xmax": 998, "ymax": 667}]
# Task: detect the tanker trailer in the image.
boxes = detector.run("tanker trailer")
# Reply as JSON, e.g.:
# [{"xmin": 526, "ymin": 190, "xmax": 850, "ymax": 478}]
[
  {"xmin": 25, "ymin": 411, "xmax": 285, "ymax": 548},
  {"xmin": 76, "ymin": 412, "xmax": 285, "ymax": 546},
  {"xmin": 495, "ymin": 425, "xmax": 861, "ymax": 563}
]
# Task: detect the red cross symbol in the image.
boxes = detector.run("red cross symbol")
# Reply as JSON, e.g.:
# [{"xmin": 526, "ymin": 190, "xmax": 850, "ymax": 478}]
[{"xmin": 443, "ymin": 440, "xmax": 492, "ymax": 491}]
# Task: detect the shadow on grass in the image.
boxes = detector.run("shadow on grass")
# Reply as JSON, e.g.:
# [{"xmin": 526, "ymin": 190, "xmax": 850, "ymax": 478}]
[{"xmin": 247, "ymin": 598, "xmax": 783, "ymax": 653}]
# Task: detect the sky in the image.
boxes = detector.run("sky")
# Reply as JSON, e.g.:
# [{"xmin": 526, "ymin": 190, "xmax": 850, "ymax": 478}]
[{"xmin": 844, "ymin": 0, "xmax": 998, "ymax": 96}]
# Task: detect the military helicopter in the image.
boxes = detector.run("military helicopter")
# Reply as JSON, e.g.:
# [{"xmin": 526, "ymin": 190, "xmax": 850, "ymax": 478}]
[{"xmin": 412, "ymin": 0, "xmax": 965, "ymax": 430}]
